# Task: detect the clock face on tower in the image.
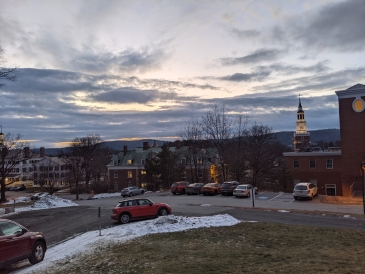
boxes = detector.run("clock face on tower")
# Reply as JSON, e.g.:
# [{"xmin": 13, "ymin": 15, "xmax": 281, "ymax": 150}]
[{"xmin": 353, "ymin": 98, "xmax": 365, "ymax": 112}]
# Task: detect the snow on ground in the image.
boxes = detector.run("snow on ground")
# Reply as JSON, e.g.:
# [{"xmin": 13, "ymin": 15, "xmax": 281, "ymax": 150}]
[
  {"xmin": 15, "ymin": 214, "xmax": 241, "ymax": 274},
  {"xmin": 0, "ymin": 195, "xmax": 78, "ymax": 216}
]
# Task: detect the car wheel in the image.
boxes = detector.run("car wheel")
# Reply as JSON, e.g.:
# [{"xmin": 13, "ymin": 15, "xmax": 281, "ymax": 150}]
[
  {"xmin": 141, "ymin": 190, "xmax": 145, "ymax": 194},
  {"xmin": 28, "ymin": 241, "xmax": 46, "ymax": 265},
  {"xmin": 203, "ymin": 193, "xmax": 206, "ymax": 196},
  {"xmin": 172, "ymin": 192, "xmax": 176, "ymax": 195},
  {"xmin": 158, "ymin": 208, "xmax": 168, "ymax": 216},
  {"xmin": 214, "ymin": 190, "xmax": 217, "ymax": 195},
  {"xmin": 129, "ymin": 192, "xmax": 133, "ymax": 197},
  {"xmin": 119, "ymin": 213, "xmax": 130, "ymax": 224},
  {"xmin": 122, "ymin": 195, "xmax": 126, "ymax": 198},
  {"xmin": 294, "ymin": 197, "xmax": 297, "ymax": 200}
]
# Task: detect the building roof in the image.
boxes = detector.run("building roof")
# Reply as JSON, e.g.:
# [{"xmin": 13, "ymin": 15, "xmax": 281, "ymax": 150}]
[
  {"xmin": 283, "ymin": 151, "xmax": 341, "ymax": 157},
  {"xmin": 336, "ymin": 83, "xmax": 365, "ymax": 98}
]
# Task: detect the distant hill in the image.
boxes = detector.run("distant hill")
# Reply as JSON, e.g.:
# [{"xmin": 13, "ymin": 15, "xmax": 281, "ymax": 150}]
[
  {"xmin": 44, "ymin": 139, "xmax": 167, "ymax": 156},
  {"xmin": 273, "ymin": 128, "xmax": 340, "ymax": 147},
  {"xmin": 44, "ymin": 130, "xmax": 341, "ymax": 155}
]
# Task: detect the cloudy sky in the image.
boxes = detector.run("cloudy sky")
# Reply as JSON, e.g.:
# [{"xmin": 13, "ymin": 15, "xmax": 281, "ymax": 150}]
[{"xmin": 0, "ymin": 0, "xmax": 364, "ymax": 148}]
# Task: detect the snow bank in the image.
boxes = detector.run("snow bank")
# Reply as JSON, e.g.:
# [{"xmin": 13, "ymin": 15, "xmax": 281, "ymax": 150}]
[{"xmin": 15, "ymin": 214, "xmax": 241, "ymax": 273}]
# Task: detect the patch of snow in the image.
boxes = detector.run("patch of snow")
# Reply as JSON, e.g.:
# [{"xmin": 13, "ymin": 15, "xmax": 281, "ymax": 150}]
[
  {"xmin": 278, "ymin": 210, "xmax": 290, "ymax": 213},
  {"xmin": 201, "ymin": 204, "xmax": 212, "ymax": 207},
  {"xmin": 15, "ymin": 214, "xmax": 241, "ymax": 274},
  {"xmin": 0, "ymin": 195, "xmax": 79, "ymax": 217}
]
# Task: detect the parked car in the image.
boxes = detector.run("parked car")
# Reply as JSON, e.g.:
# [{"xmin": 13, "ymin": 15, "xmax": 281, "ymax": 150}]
[
  {"xmin": 121, "ymin": 186, "xmax": 145, "ymax": 197},
  {"xmin": 170, "ymin": 181, "xmax": 190, "ymax": 195},
  {"xmin": 293, "ymin": 182, "xmax": 318, "ymax": 200},
  {"xmin": 201, "ymin": 183, "xmax": 222, "ymax": 195},
  {"xmin": 0, "ymin": 219, "xmax": 47, "ymax": 268},
  {"xmin": 233, "ymin": 184, "xmax": 258, "ymax": 198},
  {"xmin": 14, "ymin": 185, "xmax": 27, "ymax": 191},
  {"xmin": 111, "ymin": 198, "xmax": 172, "ymax": 224},
  {"xmin": 221, "ymin": 181, "xmax": 240, "ymax": 196},
  {"xmin": 30, "ymin": 192, "xmax": 47, "ymax": 200},
  {"xmin": 186, "ymin": 183, "xmax": 205, "ymax": 195}
]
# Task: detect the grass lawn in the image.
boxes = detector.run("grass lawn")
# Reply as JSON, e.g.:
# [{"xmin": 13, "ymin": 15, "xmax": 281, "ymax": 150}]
[{"xmin": 44, "ymin": 222, "xmax": 365, "ymax": 274}]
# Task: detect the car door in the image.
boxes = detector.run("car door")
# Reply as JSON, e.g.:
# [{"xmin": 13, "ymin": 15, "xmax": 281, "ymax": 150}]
[
  {"xmin": 137, "ymin": 199, "xmax": 156, "ymax": 217},
  {"xmin": 0, "ymin": 221, "xmax": 30, "ymax": 263}
]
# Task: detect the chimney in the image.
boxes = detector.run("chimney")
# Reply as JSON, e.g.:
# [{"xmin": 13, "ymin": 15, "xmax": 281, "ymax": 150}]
[
  {"xmin": 143, "ymin": 142, "xmax": 149, "ymax": 150},
  {"xmin": 176, "ymin": 140, "xmax": 181, "ymax": 149},
  {"xmin": 24, "ymin": 147, "xmax": 30, "ymax": 158},
  {"xmin": 123, "ymin": 146, "xmax": 128, "ymax": 156},
  {"xmin": 40, "ymin": 147, "xmax": 45, "ymax": 157}
]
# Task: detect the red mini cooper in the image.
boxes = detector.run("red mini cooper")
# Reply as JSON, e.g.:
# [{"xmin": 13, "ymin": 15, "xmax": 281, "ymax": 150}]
[{"xmin": 111, "ymin": 198, "xmax": 172, "ymax": 224}]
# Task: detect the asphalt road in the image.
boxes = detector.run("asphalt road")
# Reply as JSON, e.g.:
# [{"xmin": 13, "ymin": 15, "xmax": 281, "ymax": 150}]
[{"xmin": 4, "ymin": 191, "xmax": 365, "ymax": 249}]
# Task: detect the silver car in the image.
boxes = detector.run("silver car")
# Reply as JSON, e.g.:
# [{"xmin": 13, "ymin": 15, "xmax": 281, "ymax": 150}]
[
  {"xmin": 121, "ymin": 186, "xmax": 145, "ymax": 197},
  {"xmin": 233, "ymin": 184, "xmax": 258, "ymax": 198},
  {"xmin": 293, "ymin": 182, "xmax": 318, "ymax": 200}
]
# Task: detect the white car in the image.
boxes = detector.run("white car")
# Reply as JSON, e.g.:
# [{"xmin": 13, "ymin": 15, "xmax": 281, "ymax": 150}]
[
  {"xmin": 293, "ymin": 183, "xmax": 318, "ymax": 200},
  {"xmin": 233, "ymin": 184, "xmax": 258, "ymax": 198},
  {"xmin": 121, "ymin": 186, "xmax": 145, "ymax": 197}
]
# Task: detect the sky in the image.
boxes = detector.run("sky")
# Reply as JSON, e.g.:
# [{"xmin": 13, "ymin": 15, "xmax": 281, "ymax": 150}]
[{"xmin": 0, "ymin": 0, "xmax": 364, "ymax": 148}]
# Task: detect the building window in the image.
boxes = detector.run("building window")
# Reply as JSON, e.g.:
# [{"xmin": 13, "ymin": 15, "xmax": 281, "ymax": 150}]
[
  {"xmin": 127, "ymin": 160, "xmax": 132, "ymax": 165},
  {"xmin": 326, "ymin": 159, "xmax": 333, "ymax": 169},
  {"xmin": 141, "ymin": 170, "xmax": 146, "ymax": 175},
  {"xmin": 197, "ymin": 158, "xmax": 202, "ymax": 164},
  {"xmin": 294, "ymin": 179, "xmax": 300, "ymax": 185},
  {"xmin": 141, "ymin": 159, "xmax": 146, "ymax": 165},
  {"xmin": 113, "ymin": 160, "xmax": 118, "ymax": 165},
  {"xmin": 128, "ymin": 171, "xmax": 133, "ymax": 178},
  {"xmin": 181, "ymin": 158, "xmax": 186, "ymax": 164},
  {"xmin": 309, "ymin": 159, "xmax": 316, "ymax": 169},
  {"xmin": 301, "ymin": 136, "xmax": 304, "ymax": 141},
  {"xmin": 310, "ymin": 179, "xmax": 317, "ymax": 186},
  {"xmin": 198, "ymin": 170, "xmax": 203, "ymax": 178},
  {"xmin": 114, "ymin": 171, "xmax": 118, "ymax": 178},
  {"xmin": 294, "ymin": 159, "xmax": 299, "ymax": 168}
]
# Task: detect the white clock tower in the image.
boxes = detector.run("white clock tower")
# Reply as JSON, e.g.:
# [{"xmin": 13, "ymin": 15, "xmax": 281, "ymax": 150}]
[{"xmin": 293, "ymin": 96, "xmax": 310, "ymax": 151}]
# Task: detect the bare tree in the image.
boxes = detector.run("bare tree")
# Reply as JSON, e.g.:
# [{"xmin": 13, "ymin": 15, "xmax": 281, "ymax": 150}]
[
  {"xmin": 62, "ymin": 135, "xmax": 104, "ymax": 199},
  {"xmin": 244, "ymin": 123, "xmax": 284, "ymax": 188},
  {"xmin": 179, "ymin": 117, "xmax": 207, "ymax": 183},
  {"xmin": 0, "ymin": 131, "xmax": 29, "ymax": 202},
  {"xmin": 201, "ymin": 104, "xmax": 233, "ymax": 182},
  {"xmin": 228, "ymin": 114, "xmax": 250, "ymax": 182},
  {"xmin": 0, "ymin": 46, "xmax": 17, "ymax": 88}
]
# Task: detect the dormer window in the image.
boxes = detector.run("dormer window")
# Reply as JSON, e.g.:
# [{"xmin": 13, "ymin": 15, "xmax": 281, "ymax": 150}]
[
  {"xmin": 113, "ymin": 160, "xmax": 118, "ymax": 165},
  {"xmin": 127, "ymin": 160, "xmax": 132, "ymax": 165},
  {"xmin": 181, "ymin": 158, "xmax": 186, "ymax": 164},
  {"xmin": 141, "ymin": 159, "xmax": 146, "ymax": 165}
]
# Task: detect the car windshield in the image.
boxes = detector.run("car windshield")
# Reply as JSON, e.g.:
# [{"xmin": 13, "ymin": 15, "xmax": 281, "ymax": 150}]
[
  {"xmin": 171, "ymin": 183, "xmax": 178, "ymax": 187},
  {"xmin": 204, "ymin": 183, "xmax": 214, "ymax": 187},
  {"xmin": 188, "ymin": 184, "xmax": 196, "ymax": 187},
  {"xmin": 222, "ymin": 183, "xmax": 232, "ymax": 187},
  {"xmin": 295, "ymin": 185, "xmax": 308, "ymax": 190},
  {"xmin": 236, "ymin": 185, "xmax": 247, "ymax": 189}
]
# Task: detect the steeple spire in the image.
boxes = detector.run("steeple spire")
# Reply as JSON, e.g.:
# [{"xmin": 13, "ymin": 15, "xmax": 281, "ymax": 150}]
[{"xmin": 298, "ymin": 94, "xmax": 302, "ymax": 111}]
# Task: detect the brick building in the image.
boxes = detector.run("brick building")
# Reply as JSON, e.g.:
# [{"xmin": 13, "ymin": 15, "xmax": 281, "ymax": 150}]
[
  {"xmin": 107, "ymin": 141, "xmax": 216, "ymax": 191},
  {"xmin": 283, "ymin": 84, "xmax": 365, "ymax": 197}
]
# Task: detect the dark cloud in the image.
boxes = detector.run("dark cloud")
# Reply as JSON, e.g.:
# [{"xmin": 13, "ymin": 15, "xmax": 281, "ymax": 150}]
[
  {"xmin": 218, "ymin": 71, "xmax": 271, "ymax": 82},
  {"xmin": 91, "ymin": 87, "xmax": 196, "ymax": 104},
  {"xmin": 231, "ymin": 28, "xmax": 260, "ymax": 39},
  {"xmin": 219, "ymin": 48, "xmax": 285, "ymax": 66},
  {"xmin": 272, "ymin": 0, "xmax": 365, "ymax": 52},
  {"xmin": 71, "ymin": 46, "xmax": 171, "ymax": 74},
  {"xmin": 255, "ymin": 61, "xmax": 330, "ymax": 75}
]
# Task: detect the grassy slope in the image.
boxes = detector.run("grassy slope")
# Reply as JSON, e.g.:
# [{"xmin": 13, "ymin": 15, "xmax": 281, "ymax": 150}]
[{"xmin": 43, "ymin": 222, "xmax": 365, "ymax": 274}]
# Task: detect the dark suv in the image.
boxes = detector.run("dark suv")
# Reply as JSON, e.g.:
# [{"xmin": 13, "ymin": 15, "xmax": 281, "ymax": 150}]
[
  {"xmin": 170, "ymin": 181, "xmax": 190, "ymax": 195},
  {"xmin": 0, "ymin": 219, "xmax": 47, "ymax": 268},
  {"xmin": 221, "ymin": 181, "xmax": 240, "ymax": 196}
]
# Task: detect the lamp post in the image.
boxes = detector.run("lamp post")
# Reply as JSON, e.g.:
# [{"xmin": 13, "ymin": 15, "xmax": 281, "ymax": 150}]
[{"xmin": 361, "ymin": 161, "xmax": 365, "ymax": 215}]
